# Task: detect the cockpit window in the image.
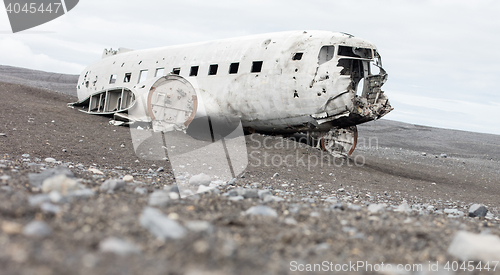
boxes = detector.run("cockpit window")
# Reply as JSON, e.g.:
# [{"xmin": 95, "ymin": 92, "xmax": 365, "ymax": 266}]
[
  {"xmin": 370, "ymin": 49, "xmax": 383, "ymax": 75},
  {"xmin": 338, "ymin": 46, "xmax": 373, "ymax": 59},
  {"xmin": 318, "ymin": 46, "xmax": 335, "ymax": 65}
]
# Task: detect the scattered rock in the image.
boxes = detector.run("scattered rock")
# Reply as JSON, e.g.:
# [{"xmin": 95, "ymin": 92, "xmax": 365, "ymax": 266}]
[
  {"xmin": 192, "ymin": 240, "xmax": 210, "ymax": 254},
  {"xmin": 330, "ymin": 203, "xmax": 345, "ymax": 211},
  {"xmin": 139, "ymin": 207, "xmax": 186, "ymax": 240},
  {"xmin": 148, "ymin": 190, "xmax": 171, "ymax": 207},
  {"xmin": 189, "ymin": 173, "xmax": 211, "ymax": 186},
  {"xmin": 227, "ymin": 178, "xmax": 236, "ymax": 185},
  {"xmin": 368, "ymin": 203, "xmax": 386, "ymax": 213},
  {"xmin": 28, "ymin": 194, "xmax": 51, "ymax": 206},
  {"xmin": 0, "ymin": 186, "xmax": 12, "ymax": 193},
  {"xmin": 324, "ymin": 197, "xmax": 338, "ymax": 204},
  {"xmin": 448, "ymin": 231, "xmax": 500, "ymax": 261},
  {"xmin": 169, "ymin": 192, "xmax": 180, "ymax": 200},
  {"xmin": 444, "ymin": 209, "xmax": 460, "ymax": 215},
  {"xmin": 44, "ymin": 157, "xmax": 57, "ymax": 163},
  {"xmin": 263, "ymin": 195, "xmax": 284, "ymax": 203},
  {"xmin": 2, "ymin": 221, "xmax": 23, "ymax": 234},
  {"xmin": 283, "ymin": 217, "xmax": 297, "ymax": 225},
  {"xmin": 89, "ymin": 167, "xmax": 104, "ymax": 175},
  {"xmin": 0, "ymin": 175, "xmax": 11, "ymax": 182},
  {"xmin": 23, "ymin": 221, "xmax": 52, "ymax": 237},
  {"xmin": 67, "ymin": 188, "xmax": 95, "ymax": 198},
  {"xmin": 227, "ymin": 188, "xmax": 257, "ymax": 198},
  {"xmin": 123, "ymin": 175, "xmax": 134, "ymax": 182},
  {"xmin": 29, "ymin": 166, "xmax": 74, "ymax": 188},
  {"xmin": 250, "ymin": 182, "xmax": 261, "ymax": 188},
  {"xmin": 314, "ymin": 243, "xmax": 330, "ymax": 251},
  {"xmin": 100, "ymin": 179, "xmax": 126, "ymax": 193},
  {"xmin": 42, "ymin": 174, "xmax": 80, "ymax": 194},
  {"xmin": 394, "ymin": 201, "xmax": 412, "ymax": 213},
  {"xmin": 228, "ymin": 195, "xmax": 244, "ymax": 201},
  {"xmin": 134, "ymin": 187, "xmax": 147, "ymax": 195},
  {"xmin": 48, "ymin": 190, "xmax": 65, "ymax": 203},
  {"xmin": 469, "ymin": 204, "xmax": 488, "ymax": 218},
  {"xmin": 440, "ymin": 154, "xmax": 448, "ymax": 158},
  {"xmin": 310, "ymin": 211, "xmax": 321, "ymax": 217},
  {"xmin": 258, "ymin": 189, "xmax": 272, "ymax": 199},
  {"xmin": 342, "ymin": 226, "xmax": 357, "ymax": 234},
  {"xmin": 168, "ymin": 185, "xmax": 180, "ymax": 193},
  {"xmin": 227, "ymin": 189, "xmax": 241, "ymax": 197},
  {"xmin": 448, "ymin": 211, "xmax": 465, "ymax": 218},
  {"xmin": 245, "ymin": 205, "xmax": 278, "ymax": 218},
  {"xmin": 197, "ymin": 185, "xmax": 220, "ymax": 194},
  {"xmin": 347, "ymin": 204, "xmax": 362, "ymax": 211},
  {"xmin": 185, "ymin": 221, "xmax": 214, "ymax": 233},
  {"xmin": 241, "ymin": 189, "xmax": 258, "ymax": 199},
  {"xmin": 40, "ymin": 202, "xmax": 61, "ymax": 214},
  {"xmin": 99, "ymin": 237, "xmax": 141, "ymax": 256}
]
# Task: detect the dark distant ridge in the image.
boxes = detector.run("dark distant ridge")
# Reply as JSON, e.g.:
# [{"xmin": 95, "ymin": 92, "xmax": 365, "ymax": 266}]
[
  {"xmin": 0, "ymin": 65, "xmax": 79, "ymax": 96},
  {"xmin": 358, "ymin": 119, "xmax": 500, "ymax": 160}
]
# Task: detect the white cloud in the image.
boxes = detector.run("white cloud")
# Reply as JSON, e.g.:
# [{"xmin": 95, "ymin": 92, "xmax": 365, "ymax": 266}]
[{"xmin": 0, "ymin": 37, "xmax": 84, "ymax": 73}]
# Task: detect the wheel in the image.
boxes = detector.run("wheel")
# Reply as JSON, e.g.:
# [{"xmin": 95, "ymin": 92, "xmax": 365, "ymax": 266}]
[{"xmin": 321, "ymin": 126, "xmax": 358, "ymax": 157}]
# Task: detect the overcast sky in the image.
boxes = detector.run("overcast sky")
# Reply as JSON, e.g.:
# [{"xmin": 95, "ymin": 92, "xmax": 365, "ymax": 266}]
[{"xmin": 1, "ymin": 0, "xmax": 499, "ymax": 135}]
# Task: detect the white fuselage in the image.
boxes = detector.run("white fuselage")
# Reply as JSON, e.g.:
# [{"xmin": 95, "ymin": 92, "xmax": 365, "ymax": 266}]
[{"xmin": 77, "ymin": 30, "xmax": 391, "ymax": 133}]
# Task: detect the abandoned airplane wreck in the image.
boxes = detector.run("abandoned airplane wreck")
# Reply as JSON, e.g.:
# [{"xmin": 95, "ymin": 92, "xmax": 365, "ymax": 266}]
[{"xmin": 70, "ymin": 30, "xmax": 393, "ymax": 156}]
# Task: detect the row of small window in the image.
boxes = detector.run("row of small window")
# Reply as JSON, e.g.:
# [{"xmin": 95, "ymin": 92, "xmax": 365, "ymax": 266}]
[
  {"xmin": 206, "ymin": 61, "xmax": 264, "ymax": 76},
  {"xmin": 108, "ymin": 61, "xmax": 265, "ymax": 84}
]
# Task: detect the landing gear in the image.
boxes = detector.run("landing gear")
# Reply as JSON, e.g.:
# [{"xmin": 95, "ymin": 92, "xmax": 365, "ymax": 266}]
[{"xmin": 320, "ymin": 126, "xmax": 358, "ymax": 157}]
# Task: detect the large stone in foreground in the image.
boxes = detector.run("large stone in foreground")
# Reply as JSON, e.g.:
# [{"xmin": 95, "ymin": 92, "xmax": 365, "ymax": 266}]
[
  {"xmin": 99, "ymin": 237, "xmax": 141, "ymax": 256},
  {"xmin": 100, "ymin": 179, "xmax": 126, "ymax": 193},
  {"xmin": 148, "ymin": 190, "xmax": 170, "ymax": 207},
  {"xmin": 42, "ymin": 174, "xmax": 80, "ymax": 194},
  {"xmin": 23, "ymin": 221, "xmax": 52, "ymax": 237},
  {"xmin": 245, "ymin": 205, "xmax": 278, "ymax": 217},
  {"xmin": 447, "ymin": 231, "xmax": 500, "ymax": 261},
  {"xmin": 189, "ymin": 173, "xmax": 211, "ymax": 186},
  {"xmin": 139, "ymin": 207, "xmax": 186, "ymax": 240},
  {"xmin": 469, "ymin": 204, "xmax": 488, "ymax": 218},
  {"xmin": 29, "ymin": 166, "xmax": 74, "ymax": 188}
]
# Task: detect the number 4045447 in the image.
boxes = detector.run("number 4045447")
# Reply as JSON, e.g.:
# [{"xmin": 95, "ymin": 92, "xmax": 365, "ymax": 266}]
[{"xmin": 6, "ymin": 3, "xmax": 62, "ymax": 14}]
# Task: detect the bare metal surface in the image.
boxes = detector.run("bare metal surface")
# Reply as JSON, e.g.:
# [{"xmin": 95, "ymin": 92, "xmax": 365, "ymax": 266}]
[{"xmin": 75, "ymin": 31, "xmax": 393, "ymax": 156}]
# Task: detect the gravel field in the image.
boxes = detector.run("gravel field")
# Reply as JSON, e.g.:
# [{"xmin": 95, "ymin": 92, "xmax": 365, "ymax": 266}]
[{"xmin": 0, "ymin": 67, "xmax": 500, "ymax": 274}]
